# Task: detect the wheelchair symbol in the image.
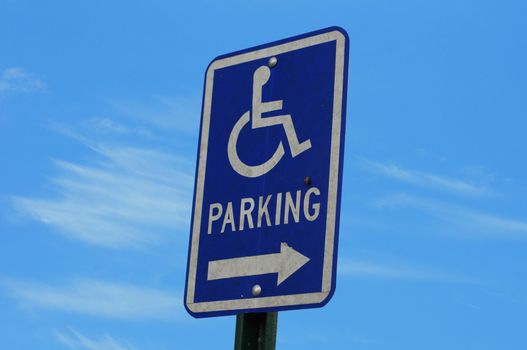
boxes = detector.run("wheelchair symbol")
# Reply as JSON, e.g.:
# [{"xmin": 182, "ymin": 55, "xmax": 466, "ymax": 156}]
[{"xmin": 227, "ymin": 65, "xmax": 312, "ymax": 178}]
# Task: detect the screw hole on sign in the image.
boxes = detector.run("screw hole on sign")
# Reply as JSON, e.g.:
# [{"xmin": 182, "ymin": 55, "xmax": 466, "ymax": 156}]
[{"xmin": 252, "ymin": 284, "xmax": 262, "ymax": 297}]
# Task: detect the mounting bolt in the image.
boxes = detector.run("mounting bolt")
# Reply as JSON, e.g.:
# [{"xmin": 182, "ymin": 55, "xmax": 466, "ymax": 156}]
[
  {"xmin": 252, "ymin": 284, "xmax": 262, "ymax": 297},
  {"xmin": 268, "ymin": 56, "xmax": 277, "ymax": 68},
  {"xmin": 304, "ymin": 176, "xmax": 311, "ymax": 186}
]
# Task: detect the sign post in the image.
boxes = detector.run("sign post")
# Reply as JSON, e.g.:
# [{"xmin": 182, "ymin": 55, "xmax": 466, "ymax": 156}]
[
  {"xmin": 184, "ymin": 26, "xmax": 349, "ymax": 345},
  {"xmin": 234, "ymin": 312, "xmax": 277, "ymax": 350}
]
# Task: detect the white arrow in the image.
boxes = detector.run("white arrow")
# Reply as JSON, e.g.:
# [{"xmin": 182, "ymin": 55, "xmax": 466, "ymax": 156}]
[{"xmin": 207, "ymin": 243, "xmax": 310, "ymax": 286}]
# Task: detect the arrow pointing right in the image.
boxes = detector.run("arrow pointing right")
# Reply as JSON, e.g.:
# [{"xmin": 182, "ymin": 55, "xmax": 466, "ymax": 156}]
[{"xmin": 207, "ymin": 243, "xmax": 310, "ymax": 286}]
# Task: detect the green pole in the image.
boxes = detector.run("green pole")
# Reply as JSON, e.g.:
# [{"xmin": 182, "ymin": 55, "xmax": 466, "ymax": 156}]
[{"xmin": 234, "ymin": 312, "xmax": 278, "ymax": 350}]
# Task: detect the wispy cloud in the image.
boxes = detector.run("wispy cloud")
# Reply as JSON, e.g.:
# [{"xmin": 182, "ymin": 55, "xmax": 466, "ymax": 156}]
[
  {"xmin": 81, "ymin": 117, "xmax": 154, "ymax": 139},
  {"xmin": 363, "ymin": 160, "xmax": 489, "ymax": 196},
  {"xmin": 0, "ymin": 67, "xmax": 46, "ymax": 94},
  {"xmin": 55, "ymin": 329, "xmax": 136, "ymax": 350},
  {"xmin": 3, "ymin": 278, "xmax": 180, "ymax": 320},
  {"xmin": 109, "ymin": 95, "xmax": 200, "ymax": 134},
  {"xmin": 377, "ymin": 193, "xmax": 527, "ymax": 238},
  {"xmin": 339, "ymin": 257, "xmax": 465, "ymax": 282},
  {"xmin": 12, "ymin": 132, "xmax": 193, "ymax": 249}
]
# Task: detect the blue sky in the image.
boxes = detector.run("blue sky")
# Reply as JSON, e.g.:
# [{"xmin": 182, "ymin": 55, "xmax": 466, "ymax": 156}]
[{"xmin": 1, "ymin": 0, "xmax": 526, "ymax": 349}]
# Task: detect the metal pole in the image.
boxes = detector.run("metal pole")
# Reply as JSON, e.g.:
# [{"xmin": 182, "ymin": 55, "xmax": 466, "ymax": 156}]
[{"xmin": 234, "ymin": 312, "xmax": 278, "ymax": 350}]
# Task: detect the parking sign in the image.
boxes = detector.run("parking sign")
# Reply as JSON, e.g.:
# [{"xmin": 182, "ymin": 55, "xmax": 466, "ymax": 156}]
[{"xmin": 185, "ymin": 27, "xmax": 349, "ymax": 317}]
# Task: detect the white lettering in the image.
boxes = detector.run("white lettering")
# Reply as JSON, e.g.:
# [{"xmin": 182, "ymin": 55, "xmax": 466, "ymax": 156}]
[
  {"xmin": 275, "ymin": 192, "xmax": 283, "ymax": 225},
  {"xmin": 208, "ymin": 203, "xmax": 223, "ymax": 234},
  {"xmin": 303, "ymin": 187, "xmax": 320, "ymax": 221},
  {"xmin": 257, "ymin": 195, "xmax": 271, "ymax": 227},
  {"xmin": 239, "ymin": 197, "xmax": 255, "ymax": 231},
  {"xmin": 284, "ymin": 190, "xmax": 301, "ymax": 224},
  {"xmin": 208, "ymin": 187, "xmax": 321, "ymax": 234},
  {"xmin": 221, "ymin": 202, "xmax": 236, "ymax": 233}
]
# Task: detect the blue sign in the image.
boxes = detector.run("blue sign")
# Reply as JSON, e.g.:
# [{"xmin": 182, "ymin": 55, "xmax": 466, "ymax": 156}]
[{"xmin": 185, "ymin": 27, "xmax": 349, "ymax": 318}]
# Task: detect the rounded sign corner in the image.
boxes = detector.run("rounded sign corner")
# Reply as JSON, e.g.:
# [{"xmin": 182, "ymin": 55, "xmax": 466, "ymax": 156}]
[
  {"xmin": 204, "ymin": 57, "xmax": 221, "ymax": 77},
  {"xmin": 326, "ymin": 26, "xmax": 349, "ymax": 43},
  {"xmin": 184, "ymin": 300, "xmax": 201, "ymax": 319},
  {"xmin": 318, "ymin": 287, "xmax": 337, "ymax": 308}
]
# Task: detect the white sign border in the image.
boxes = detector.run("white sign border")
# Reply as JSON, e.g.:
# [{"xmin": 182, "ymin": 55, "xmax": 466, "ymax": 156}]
[{"xmin": 186, "ymin": 29, "xmax": 346, "ymax": 314}]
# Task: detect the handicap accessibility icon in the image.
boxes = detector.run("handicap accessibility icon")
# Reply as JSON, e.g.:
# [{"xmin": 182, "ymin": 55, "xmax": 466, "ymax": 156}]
[{"xmin": 227, "ymin": 65, "xmax": 312, "ymax": 178}]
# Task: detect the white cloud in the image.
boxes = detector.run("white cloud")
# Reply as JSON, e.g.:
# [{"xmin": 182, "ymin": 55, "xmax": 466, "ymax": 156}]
[
  {"xmin": 12, "ymin": 140, "xmax": 193, "ymax": 249},
  {"xmin": 55, "ymin": 329, "xmax": 136, "ymax": 350},
  {"xmin": 4, "ymin": 278, "xmax": 180, "ymax": 320},
  {"xmin": 109, "ymin": 95, "xmax": 200, "ymax": 133},
  {"xmin": 377, "ymin": 193, "xmax": 527, "ymax": 238},
  {"xmin": 363, "ymin": 160, "xmax": 488, "ymax": 196},
  {"xmin": 81, "ymin": 117, "xmax": 153, "ymax": 138},
  {"xmin": 338, "ymin": 258, "xmax": 463, "ymax": 282},
  {"xmin": 0, "ymin": 67, "xmax": 46, "ymax": 94}
]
